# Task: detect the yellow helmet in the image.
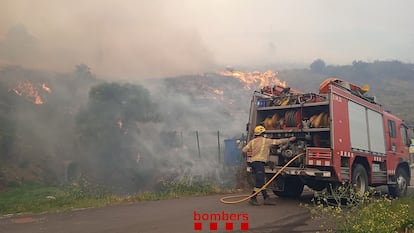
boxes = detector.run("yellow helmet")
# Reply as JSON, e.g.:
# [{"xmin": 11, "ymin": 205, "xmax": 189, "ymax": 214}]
[{"xmin": 254, "ymin": 125, "xmax": 266, "ymax": 136}]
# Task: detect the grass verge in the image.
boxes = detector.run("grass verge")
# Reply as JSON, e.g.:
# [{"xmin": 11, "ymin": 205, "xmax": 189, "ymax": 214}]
[{"xmin": 0, "ymin": 180, "xmax": 221, "ymax": 216}]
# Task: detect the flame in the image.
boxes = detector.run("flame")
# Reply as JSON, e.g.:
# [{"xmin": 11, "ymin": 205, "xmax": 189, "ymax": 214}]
[
  {"xmin": 213, "ymin": 88, "xmax": 224, "ymax": 95},
  {"xmin": 42, "ymin": 83, "xmax": 52, "ymax": 93},
  {"xmin": 11, "ymin": 81, "xmax": 52, "ymax": 105},
  {"xmin": 218, "ymin": 69, "xmax": 287, "ymax": 90},
  {"xmin": 117, "ymin": 119, "xmax": 123, "ymax": 129},
  {"xmin": 34, "ymin": 95, "xmax": 43, "ymax": 105}
]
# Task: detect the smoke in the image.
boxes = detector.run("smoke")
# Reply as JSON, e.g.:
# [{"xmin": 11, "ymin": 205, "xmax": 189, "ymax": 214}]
[
  {"xmin": 0, "ymin": 24, "xmax": 38, "ymax": 63},
  {"xmin": 123, "ymin": 75, "xmax": 250, "ymax": 191},
  {"xmin": 0, "ymin": 65, "xmax": 97, "ymax": 184},
  {"xmin": 0, "ymin": 0, "xmax": 217, "ymax": 79},
  {"xmin": 3, "ymin": 0, "xmax": 414, "ymax": 79}
]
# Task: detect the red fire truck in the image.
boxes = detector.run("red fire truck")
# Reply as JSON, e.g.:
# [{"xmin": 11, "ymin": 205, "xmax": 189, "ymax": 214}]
[{"xmin": 246, "ymin": 78, "xmax": 411, "ymax": 198}]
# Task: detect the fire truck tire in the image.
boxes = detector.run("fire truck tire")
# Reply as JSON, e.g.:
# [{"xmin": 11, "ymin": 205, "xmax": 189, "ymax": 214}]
[
  {"xmin": 273, "ymin": 177, "xmax": 304, "ymax": 198},
  {"xmin": 351, "ymin": 164, "xmax": 368, "ymax": 195},
  {"xmin": 388, "ymin": 168, "xmax": 408, "ymax": 198}
]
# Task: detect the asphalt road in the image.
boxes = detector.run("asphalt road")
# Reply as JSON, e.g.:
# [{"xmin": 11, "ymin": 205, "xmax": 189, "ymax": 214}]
[
  {"xmin": 0, "ymin": 191, "xmax": 323, "ymax": 233},
  {"xmin": 1, "ymin": 185, "xmax": 413, "ymax": 233}
]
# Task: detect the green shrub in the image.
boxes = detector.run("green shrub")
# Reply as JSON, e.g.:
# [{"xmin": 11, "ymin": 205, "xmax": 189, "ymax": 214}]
[
  {"xmin": 154, "ymin": 176, "xmax": 219, "ymax": 196},
  {"xmin": 309, "ymin": 183, "xmax": 414, "ymax": 233}
]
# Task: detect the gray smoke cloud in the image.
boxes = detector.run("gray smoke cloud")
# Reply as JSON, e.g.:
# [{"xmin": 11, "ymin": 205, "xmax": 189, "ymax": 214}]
[
  {"xmin": 129, "ymin": 75, "xmax": 249, "ymax": 189},
  {"xmin": 1, "ymin": 0, "xmax": 413, "ymax": 79},
  {"xmin": 0, "ymin": 0, "xmax": 217, "ymax": 78}
]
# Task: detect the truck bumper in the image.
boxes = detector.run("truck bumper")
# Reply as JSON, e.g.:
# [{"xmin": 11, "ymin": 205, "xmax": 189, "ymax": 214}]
[{"xmin": 247, "ymin": 166, "xmax": 331, "ymax": 178}]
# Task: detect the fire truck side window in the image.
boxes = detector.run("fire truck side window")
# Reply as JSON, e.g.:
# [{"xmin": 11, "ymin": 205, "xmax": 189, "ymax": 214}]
[
  {"xmin": 388, "ymin": 120, "xmax": 396, "ymax": 138},
  {"xmin": 400, "ymin": 125, "xmax": 409, "ymax": 146}
]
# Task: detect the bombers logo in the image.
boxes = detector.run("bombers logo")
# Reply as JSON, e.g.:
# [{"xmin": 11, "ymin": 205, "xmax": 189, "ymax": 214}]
[{"xmin": 193, "ymin": 211, "xmax": 249, "ymax": 231}]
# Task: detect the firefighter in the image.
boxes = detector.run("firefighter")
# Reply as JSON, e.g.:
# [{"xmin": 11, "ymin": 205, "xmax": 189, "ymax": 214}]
[{"xmin": 242, "ymin": 125, "xmax": 296, "ymax": 205}]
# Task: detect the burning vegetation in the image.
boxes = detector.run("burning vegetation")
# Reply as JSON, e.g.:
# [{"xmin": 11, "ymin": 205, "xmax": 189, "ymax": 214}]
[
  {"xmin": 2, "ymin": 60, "xmax": 411, "ymax": 194},
  {"xmin": 11, "ymin": 81, "xmax": 52, "ymax": 105},
  {"xmin": 0, "ymin": 65, "xmax": 291, "ymax": 192},
  {"xmin": 218, "ymin": 69, "xmax": 287, "ymax": 90}
]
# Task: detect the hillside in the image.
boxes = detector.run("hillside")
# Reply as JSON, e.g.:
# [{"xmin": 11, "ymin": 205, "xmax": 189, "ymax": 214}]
[
  {"xmin": 278, "ymin": 60, "xmax": 414, "ymax": 125},
  {"xmin": 0, "ymin": 60, "xmax": 413, "ymax": 191}
]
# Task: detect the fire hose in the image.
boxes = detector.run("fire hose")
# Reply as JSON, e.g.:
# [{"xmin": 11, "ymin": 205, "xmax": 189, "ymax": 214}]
[{"xmin": 220, "ymin": 152, "xmax": 305, "ymax": 204}]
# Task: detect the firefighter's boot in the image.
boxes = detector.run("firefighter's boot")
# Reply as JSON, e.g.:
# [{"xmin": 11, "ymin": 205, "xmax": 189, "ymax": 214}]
[{"xmin": 248, "ymin": 197, "xmax": 260, "ymax": 206}]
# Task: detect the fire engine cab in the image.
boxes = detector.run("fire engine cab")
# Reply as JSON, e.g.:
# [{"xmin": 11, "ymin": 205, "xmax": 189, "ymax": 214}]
[{"xmin": 246, "ymin": 78, "xmax": 411, "ymax": 198}]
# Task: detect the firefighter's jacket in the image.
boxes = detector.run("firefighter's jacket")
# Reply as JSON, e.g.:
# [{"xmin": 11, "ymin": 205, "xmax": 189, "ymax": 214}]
[{"xmin": 242, "ymin": 136, "xmax": 289, "ymax": 162}]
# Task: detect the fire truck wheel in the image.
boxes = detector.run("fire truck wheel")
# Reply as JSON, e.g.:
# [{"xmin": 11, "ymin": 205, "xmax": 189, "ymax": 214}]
[
  {"xmin": 351, "ymin": 164, "xmax": 368, "ymax": 195},
  {"xmin": 273, "ymin": 177, "xmax": 304, "ymax": 198},
  {"xmin": 388, "ymin": 168, "xmax": 408, "ymax": 198}
]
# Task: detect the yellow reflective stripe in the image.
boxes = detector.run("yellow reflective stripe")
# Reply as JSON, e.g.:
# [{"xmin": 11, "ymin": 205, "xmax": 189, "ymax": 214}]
[
  {"xmin": 258, "ymin": 138, "xmax": 266, "ymax": 159},
  {"xmin": 250, "ymin": 137, "xmax": 267, "ymax": 162}
]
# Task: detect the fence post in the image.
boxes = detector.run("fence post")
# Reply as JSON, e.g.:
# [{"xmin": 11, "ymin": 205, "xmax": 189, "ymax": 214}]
[
  {"xmin": 217, "ymin": 130, "xmax": 221, "ymax": 164},
  {"xmin": 196, "ymin": 130, "xmax": 201, "ymax": 158}
]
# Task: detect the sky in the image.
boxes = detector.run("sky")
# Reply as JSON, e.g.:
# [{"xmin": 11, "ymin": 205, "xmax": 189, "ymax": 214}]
[{"xmin": 0, "ymin": 0, "xmax": 413, "ymax": 78}]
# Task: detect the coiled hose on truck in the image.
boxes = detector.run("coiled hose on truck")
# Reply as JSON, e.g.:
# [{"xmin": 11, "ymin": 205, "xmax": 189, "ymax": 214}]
[{"xmin": 220, "ymin": 153, "xmax": 305, "ymax": 204}]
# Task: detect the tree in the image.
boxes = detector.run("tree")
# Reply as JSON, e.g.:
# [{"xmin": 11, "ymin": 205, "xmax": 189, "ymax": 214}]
[
  {"xmin": 310, "ymin": 59, "xmax": 326, "ymax": 74},
  {"xmin": 75, "ymin": 63, "xmax": 95, "ymax": 81},
  {"xmin": 75, "ymin": 82, "xmax": 160, "ymax": 191}
]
